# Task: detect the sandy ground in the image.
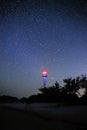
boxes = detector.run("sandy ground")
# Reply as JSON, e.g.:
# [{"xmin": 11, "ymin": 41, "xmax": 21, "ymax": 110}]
[
  {"xmin": 0, "ymin": 105, "xmax": 86, "ymax": 130},
  {"xmin": 28, "ymin": 103, "xmax": 87, "ymax": 125}
]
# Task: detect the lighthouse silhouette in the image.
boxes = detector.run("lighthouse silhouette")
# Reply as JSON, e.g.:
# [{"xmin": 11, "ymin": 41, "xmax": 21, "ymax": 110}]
[{"xmin": 42, "ymin": 70, "xmax": 48, "ymax": 88}]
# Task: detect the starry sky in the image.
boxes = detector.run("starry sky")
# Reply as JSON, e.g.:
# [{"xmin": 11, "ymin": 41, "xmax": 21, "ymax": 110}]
[{"xmin": 0, "ymin": 0, "xmax": 87, "ymax": 98}]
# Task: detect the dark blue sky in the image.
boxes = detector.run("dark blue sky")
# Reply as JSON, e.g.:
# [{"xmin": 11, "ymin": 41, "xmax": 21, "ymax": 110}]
[{"xmin": 0, "ymin": 0, "xmax": 87, "ymax": 98}]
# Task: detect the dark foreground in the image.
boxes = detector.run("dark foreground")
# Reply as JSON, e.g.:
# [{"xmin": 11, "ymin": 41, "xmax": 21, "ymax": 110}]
[{"xmin": 0, "ymin": 107, "xmax": 86, "ymax": 130}]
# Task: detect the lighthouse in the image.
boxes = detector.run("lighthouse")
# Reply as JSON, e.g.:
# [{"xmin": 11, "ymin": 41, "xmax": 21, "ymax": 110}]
[{"xmin": 42, "ymin": 70, "xmax": 48, "ymax": 88}]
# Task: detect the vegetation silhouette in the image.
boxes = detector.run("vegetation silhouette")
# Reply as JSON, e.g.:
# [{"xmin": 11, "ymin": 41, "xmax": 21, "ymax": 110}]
[
  {"xmin": 27, "ymin": 75, "xmax": 87, "ymax": 105},
  {"xmin": 0, "ymin": 95, "xmax": 19, "ymax": 103},
  {"xmin": 0, "ymin": 75, "xmax": 87, "ymax": 105},
  {"xmin": 20, "ymin": 97, "xmax": 28, "ymax": 103}
]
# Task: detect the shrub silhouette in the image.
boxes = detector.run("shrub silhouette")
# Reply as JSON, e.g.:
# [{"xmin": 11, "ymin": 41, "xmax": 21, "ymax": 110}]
[
  {"xmin": 0, "ymin": 95, "xmax": 19, "ymax": 103},
  {"xmin": 28, "ymin": 75, "xmax": 87, "ymax": 104}
]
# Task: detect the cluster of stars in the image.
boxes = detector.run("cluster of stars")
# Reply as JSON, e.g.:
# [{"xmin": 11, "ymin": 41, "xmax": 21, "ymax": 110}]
[{"xmin": 0, "ymin": 0, "xmax": 87, "ymax": 97}]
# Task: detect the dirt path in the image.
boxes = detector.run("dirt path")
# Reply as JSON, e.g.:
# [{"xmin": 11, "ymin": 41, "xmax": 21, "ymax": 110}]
[{"xmin": 0, "ymin": 107, "xmax": 85, "ymax": 130}]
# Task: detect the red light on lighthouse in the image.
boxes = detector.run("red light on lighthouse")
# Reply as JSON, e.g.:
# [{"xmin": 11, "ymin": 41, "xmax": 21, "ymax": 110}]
[{"xmin": 42, "ymin": 70, "xmax": 48, "ymax": 77}]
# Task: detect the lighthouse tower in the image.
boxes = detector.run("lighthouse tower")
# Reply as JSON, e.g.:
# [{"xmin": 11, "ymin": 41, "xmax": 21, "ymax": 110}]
[{"xmin": 42, "ymin": 70, "xmax": 48, "ymax": 88}]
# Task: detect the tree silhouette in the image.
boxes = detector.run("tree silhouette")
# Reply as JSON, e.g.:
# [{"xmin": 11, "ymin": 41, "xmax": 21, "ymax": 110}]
[
  {"xmin": 39, "ymin": 81, "xmax": 60, "ymax": 95},
  {"xmin": 38, "ymin": 82, "xmax": 61, "ymax": 102},
  {"xmin": 63, "ymin": 75, "xmax": 87, "ymax": 95},
  {"xmin": 0, "ymin": 95, "xmax": 19, "ymax": 103},
  {"xmin": 27, "ymin": 74, "xmax": 87, "ymax": 104},
  {"xmin": 79, "ymin": 75, "xmax": 87, "ymax": 89}
]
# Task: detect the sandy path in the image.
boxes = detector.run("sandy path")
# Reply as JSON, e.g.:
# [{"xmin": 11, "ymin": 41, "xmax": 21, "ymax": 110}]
[{"xmin": 0, "ymin": 107, "xmax": 85, "ymax": 130}]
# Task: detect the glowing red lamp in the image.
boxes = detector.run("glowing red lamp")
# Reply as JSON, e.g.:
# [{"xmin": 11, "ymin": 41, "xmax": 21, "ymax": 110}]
[{"xmin": 42, "ymin": 70, "xmax": 48, "ymax": 77}]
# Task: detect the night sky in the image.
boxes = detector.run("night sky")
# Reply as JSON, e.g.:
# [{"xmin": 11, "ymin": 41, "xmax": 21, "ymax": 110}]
[{"xmin": 0, "ymin": 0, "xmax": 87, "ymax": 98}]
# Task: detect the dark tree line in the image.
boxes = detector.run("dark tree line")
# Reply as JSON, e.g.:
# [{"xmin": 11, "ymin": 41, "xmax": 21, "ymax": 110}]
[
  {"xmin": 0, "ymin": 75, "xmax": 87, "ymax": 105},
  {"xmin": 0, "ymin": 95, "xmax": 19, "ymax": 103},
  {"xmin": 27, "ymin": 75, "xmax": 87, "ymax": 105}
]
